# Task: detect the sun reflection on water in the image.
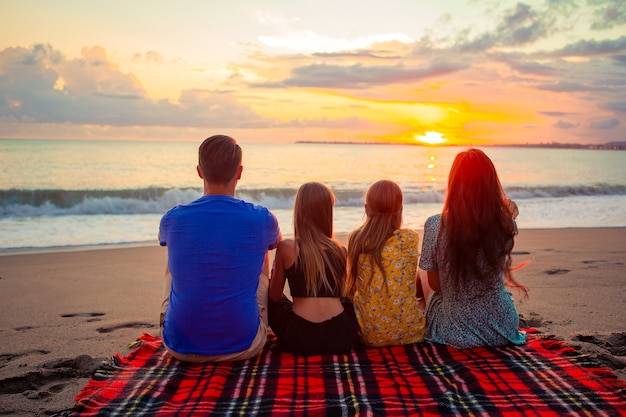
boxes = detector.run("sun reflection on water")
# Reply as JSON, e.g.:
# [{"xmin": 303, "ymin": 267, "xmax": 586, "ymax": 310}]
[{"xmin": 427, "ymin": 152, "xmax": 438, "ymax": 182}]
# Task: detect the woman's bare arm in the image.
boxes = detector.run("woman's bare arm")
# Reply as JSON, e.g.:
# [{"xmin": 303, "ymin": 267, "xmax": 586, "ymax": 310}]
[
  {"xmin": 427, "ymin": 270, "xmax": 441, "ymax": 292},
  {"xmin": 269, "ymin": 240, "xmax": 295, "ymax": 302}
]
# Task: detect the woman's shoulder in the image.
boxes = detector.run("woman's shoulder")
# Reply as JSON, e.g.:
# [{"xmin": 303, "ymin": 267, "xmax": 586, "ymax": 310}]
[
  {"xmin": 387, "ymin": 229, "xmax": 420, "ymax": 258},
  {"xmin": 426, "ymin": 213, "xmax": 441, "ymax": 222},
  {"xmin": 278, "ymin": 238, "xmax": 296, "ymax": 249},
  {"xmin": 276, "ymin": 239, "xmax": 298, "ymax": 270},
  {"xmin": 395, "ymin": 227, "xmax": 419, "ymax": 236},
  {"xmin": 394, "ymin": 228, "xmax": 420, "ymax": 243},
  {"xmin": 277, "ymin": 239, "xmax": 297, "ymax": 258},
  {"xmin": 424, "ymin": 214, "xmax": 441, "ymax": 228}
]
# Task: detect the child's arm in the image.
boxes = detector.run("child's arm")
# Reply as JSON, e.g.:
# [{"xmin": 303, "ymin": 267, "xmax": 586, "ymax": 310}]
[
  {"xmin": 415, "ymin": 270, "xmax": 425, "ymax": 300},
  {"xmin": 426, "ymin": 270, "xmax": 441, "ymax": 292},
  {"xmin": 268, "ymin": 240, "xmax": 292, "ymax": 302}
]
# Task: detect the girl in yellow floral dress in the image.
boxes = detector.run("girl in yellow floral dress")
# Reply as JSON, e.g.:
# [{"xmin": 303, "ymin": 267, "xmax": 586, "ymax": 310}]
[{"xmin": 345, "ymin": 180, "xmax": 426, "ymax": 347}]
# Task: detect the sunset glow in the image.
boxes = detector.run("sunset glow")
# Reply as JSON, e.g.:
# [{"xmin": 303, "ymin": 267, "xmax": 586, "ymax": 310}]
[
  {"xmin": 416, "ymin": 131, "xmax": 448, "ymax": 146},
  {"xmin": 0, "ymin": 1, "xmax": 624, "ymax": 144}
]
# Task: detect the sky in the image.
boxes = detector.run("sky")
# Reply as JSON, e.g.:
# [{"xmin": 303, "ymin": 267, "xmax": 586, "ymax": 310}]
[{"xmin": 0, "ymin": 0, "xmax": 625, "ymax": 145}]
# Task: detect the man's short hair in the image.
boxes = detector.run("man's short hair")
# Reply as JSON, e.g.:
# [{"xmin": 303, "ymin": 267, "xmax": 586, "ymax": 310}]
[{"xmin": 198, "ymin": 135, "xmax": 242, "ymax": 184}]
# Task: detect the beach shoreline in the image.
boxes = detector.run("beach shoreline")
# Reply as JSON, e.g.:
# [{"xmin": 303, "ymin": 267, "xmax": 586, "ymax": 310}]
[{"xmin": 1, "ymin": 227, "xmax": 625, "ymax": 416}]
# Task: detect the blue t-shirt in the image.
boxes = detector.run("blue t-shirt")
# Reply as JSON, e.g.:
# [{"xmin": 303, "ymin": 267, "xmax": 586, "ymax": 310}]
[{"xmin": 159, "ymin": 195, "xmax": 281, "ymax": 355}]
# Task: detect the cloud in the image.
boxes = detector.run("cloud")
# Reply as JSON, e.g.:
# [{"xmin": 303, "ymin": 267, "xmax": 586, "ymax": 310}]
[
  {"xmin": 590, "ymin": 118, "xmax": 619, "ymax": 129},
  {"xmin": 589, "ymin": 0, "xmax": 626, "ymax": 30},
  {"xmin": 455, "ymin": 2, "xmax": 552, "ymax": 52},
  {"xmin": 522, "ymin": 41, "xmax": 625, "ymax": 120},
  {"xmin": 2, "ymin": 0, "xmax": 626, "ymax": 145},
  {"xmin": 259, "ymin": 31, "xmax": 414, "ymax": 53},
  {"xmin": 282, "ymin": 116, "xmax": 373, "ymax": 129},
  {"xmin": 554, "ymin": 120, "xmax": 579, "ymax": 129},
  {"xmin": 496, "ymin": 55, "xmax": 558, "ymax": 75},
  {"xmin": 0, "ymin": 44, "xmax": 147, "ymax": 125},
  {"xmin": 0, "ymin": 44, "xmax": 268, "ymax": 128},
  {"xmin": 313, "ymin": 50, "xmax": 402, "ymax": 60},
  {"xmin": 497, "ymin": 3, "xmax": 552, "ymax": 45},
  {"xmin": 612, "ymin": 54, "xmax": 626, "ymax": 66},
  {"xmin": 604, "ymin": 100, "xmax": 626, "ymax": 113},
  {"xmin": 534, "ymin": 81, "xmax": 609, "ymax": 92},
  {"xmin": 132, "ymin": 50, "xmax": 167, "ymax": 64},
  {"xmin": 538, "ymin": 111, "xmax": 572, "ymax": 117},
  {"xmin": 263, "ymin": 60, "xmax": 468, "ymax": 89},
  {"xmin": 452, "ymin": 2, "xmax": 625, "ymax": 58},
  {"xmin": 544, "ymin": 36, "xmax": 626, "ymax": 57},
  {"xmin": 249, "ymin": 6, "xmax": 415, "ymax": 54}
]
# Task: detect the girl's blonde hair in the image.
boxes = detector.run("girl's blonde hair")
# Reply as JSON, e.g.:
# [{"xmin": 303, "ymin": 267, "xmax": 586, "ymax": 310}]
[
  {"xmin": 345, "ymin": 180, "xmax": 403, "ymax": 297},
  {"xmin": 293, "ymin": 182, "xmax": 346, "ymax": 296}
]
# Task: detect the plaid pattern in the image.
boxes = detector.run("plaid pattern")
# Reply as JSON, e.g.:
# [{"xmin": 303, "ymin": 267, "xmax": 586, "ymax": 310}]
[{"xmin": 68, "ymin": 332, "xmax": 626, "ymax": 416}]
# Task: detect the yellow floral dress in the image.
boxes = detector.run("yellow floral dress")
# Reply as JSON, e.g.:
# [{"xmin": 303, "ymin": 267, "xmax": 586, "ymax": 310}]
[{"xmin": 352, "ymin": 228, "xmax": 425, "ymax": 347}]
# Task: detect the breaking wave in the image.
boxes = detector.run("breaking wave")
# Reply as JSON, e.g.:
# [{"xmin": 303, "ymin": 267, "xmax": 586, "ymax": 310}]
[{"xmin": 2, "ymin": 184, "xmax": 625, "ymax": 218}]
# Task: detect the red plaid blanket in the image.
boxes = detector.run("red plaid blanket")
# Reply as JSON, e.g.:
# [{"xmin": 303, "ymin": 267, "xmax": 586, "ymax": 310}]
[{"xmin": 66, "ymin": 332, "xmax": 626, "ymax": 416}]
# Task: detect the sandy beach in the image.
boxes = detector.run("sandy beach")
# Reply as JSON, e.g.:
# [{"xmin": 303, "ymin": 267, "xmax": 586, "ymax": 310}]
[{"xmin": 1, "ymin": 228, "xmax": 625, "ymax": 416}]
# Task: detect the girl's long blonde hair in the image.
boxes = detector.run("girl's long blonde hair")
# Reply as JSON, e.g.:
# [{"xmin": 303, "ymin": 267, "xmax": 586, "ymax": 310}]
[
  {"xmin": 345, "ymin": 180, "xmax": 403, "ymax": 297},
  {"xmin": 293, "ymin": 182, "xmax": 346, "ymax": 296}
]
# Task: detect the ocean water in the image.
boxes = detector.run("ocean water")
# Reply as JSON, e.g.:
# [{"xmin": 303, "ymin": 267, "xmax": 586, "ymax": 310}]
[{"xmin": 1, "ymin": 138, "xmax": 625, "ymax": 252}]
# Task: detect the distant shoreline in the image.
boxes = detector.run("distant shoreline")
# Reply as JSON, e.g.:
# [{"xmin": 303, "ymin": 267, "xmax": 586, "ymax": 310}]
[
  {"xmin": 295, "ymin": 140, "xmax": 626, "ymax": 150},
  {"xmin": 3, "ymin": 138, "xmax": 624, "ymax": 150}
]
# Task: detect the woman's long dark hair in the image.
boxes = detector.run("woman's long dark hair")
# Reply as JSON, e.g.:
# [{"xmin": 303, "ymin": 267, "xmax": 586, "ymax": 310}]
[{"xmin": 440, "ymin": 149, "xmax": 525, "ymax": 292}]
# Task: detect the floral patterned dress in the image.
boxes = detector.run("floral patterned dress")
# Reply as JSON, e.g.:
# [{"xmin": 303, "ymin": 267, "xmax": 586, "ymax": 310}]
[
  {"xmin": 351, "ymin": 229, "xmax": 426, "ymax": 346},
  {"xmin": 419, "ymin": 214, "xmax": 526, "ymax": 349}
]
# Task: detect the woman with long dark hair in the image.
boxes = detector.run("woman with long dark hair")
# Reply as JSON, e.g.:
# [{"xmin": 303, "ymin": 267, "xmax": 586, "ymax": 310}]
[{"xmin": 419, "ymin": 148, "xmax": 527, "ymax": 348}]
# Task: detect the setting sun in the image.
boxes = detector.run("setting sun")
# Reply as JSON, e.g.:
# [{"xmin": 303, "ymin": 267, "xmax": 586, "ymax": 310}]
[{"xmin": 415, "ymin": 131, "xmax": 448, "ymax": 145}]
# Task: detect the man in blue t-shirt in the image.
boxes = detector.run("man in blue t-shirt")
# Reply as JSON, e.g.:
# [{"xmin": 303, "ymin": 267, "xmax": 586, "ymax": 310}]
[{"xmin": 159, "ymin": 135, "xmax": 282, "ymax": 362}]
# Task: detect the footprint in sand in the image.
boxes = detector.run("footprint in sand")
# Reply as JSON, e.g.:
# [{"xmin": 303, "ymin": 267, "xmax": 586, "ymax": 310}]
[
  {"xmin": 0, "ymin": 350, "xmax": 49, "ymax": 367},
  {"xmin": 572, "ymin": 333, "xmax": 626, "ymax": 370},
  {"xmin": 0, "ymin": 354, "xmax": 100, "ymax": 395},
  {"xmin": 13, "ymin": 326, "xmax": 34, "ymax": 331},
  {"xmin": 96, "ymin": 322, "xmax": 155, "ymax": 334},
  {"xmin": 48, "ymin": 382, "xmax": 68, "ymax": 393},
  {"xmin": 544, "ymin": 269, "xmax": 570, "ymax": 275},
  {"xmin": 519, "ymin": 312, "xmax": 549, "ymax": 328},
  {"xmin": 61, "ymin": 312, "xmax": 106, "ymax": 318},
  {"xmin": 581, "ymin": 260, "xmax": 607, "ymax": 269},
  {"xmin": 574, "ymin": 333, "xmax": 626, "ymax": 356},
  {"xmin": 25, "ymin": 390, "xmax": 52, "ymax": 399},
  {"xmin": 61, "ymin": 312, "xmax": 106, "ymax": 322}
]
